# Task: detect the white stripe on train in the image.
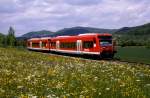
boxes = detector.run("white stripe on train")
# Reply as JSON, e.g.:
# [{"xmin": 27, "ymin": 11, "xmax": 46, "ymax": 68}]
[{"xmin": 27, "ymin": 47, "xmax": 100, "ymax": 55}]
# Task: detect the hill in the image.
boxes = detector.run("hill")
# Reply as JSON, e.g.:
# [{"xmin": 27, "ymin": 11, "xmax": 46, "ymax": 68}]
[
  {"xmin": 21, "ymin": 30, "xmax": 54, "ymax": 39},
  {"xmin": 0, "ymin": 33, "xmax": 5, "ymax": 46},
  {"xmin": 115, "ymin": 23, "xmax": 150, "ymax": 35},
  {"xmin": 18, "ymin": 23, "xmax": 150, "ymax": 46},
  {"xmin": 114, "ymin": 23, "xmax": 150, "ymax": 46},
  {"xmin": 54, "ymin": 26, "xmax": 117, "ymax": 36},
  {"xmin": 20, "ymin": 27, "xmax": 117, "ymax": 39},
  {"xmin": 0, "ymin": 33, "xmax": 5, "ymax": 36}
]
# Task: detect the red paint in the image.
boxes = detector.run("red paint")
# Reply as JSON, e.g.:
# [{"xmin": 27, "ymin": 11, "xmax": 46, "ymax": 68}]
[{"xmin": 27, "ymin": 33, "xmax": 116, "ymax": 58}]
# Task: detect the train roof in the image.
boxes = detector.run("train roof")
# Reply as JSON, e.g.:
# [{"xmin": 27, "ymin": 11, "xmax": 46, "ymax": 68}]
[
  {"xmin": 54, "ymin": 35, "xmax": 77, "ymax": 39},
  {"xmin": 78, "ymin": 33, "xmax": 112, "ymax": 36},
  {"xmin": 28, "ymin": 33, "xmax": 112, "ymax": 41},
  {"xmin": 56, "ymin": 36, "xmax": 71, "ymax": 38},
  {"xmin": 40, "ymin": 37, "xmax": 51, "ymax": 39},
  {"xmin": 78, "ymin": 33, "xmax": 100, "ymax": 36},
  {"xmin": 52, "ymin": 33, "xmax": 112, "ymax": 39},
  {"xmin": 28, "ymin": 38, "xmax": 41, "ymax": 41},
  {"xmin": 28, "ymin": 37, "xmax": 51, "ymax": 41}
]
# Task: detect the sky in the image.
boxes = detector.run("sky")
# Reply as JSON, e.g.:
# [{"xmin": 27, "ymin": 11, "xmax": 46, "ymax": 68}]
[{"xmin": 0, "ymin": 0, "xmax": 150, "ymax": 36}]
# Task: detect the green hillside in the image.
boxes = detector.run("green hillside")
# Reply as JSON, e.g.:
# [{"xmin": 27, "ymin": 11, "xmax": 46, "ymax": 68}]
[
  {"xmin": 21, "ymin": 30, "xmax": 54, "ymax": 38},
  {"xmin": 0, "ymin": 33, "xmax": 5, "ymax": 46},
  {"xmin": 115, "ymin": 23, "xmax": 150, "ymax": 35},
  {"xmin": 114, "ymin": 23, "xmax": 150, "ymax": 46},
  {"xmin": 56, "ymin": 26, "xmax": 117, "ymax": 36},
  {"xmin": 16, "ymin": 22, "xmax": 150, "ymax": 47},
  {"xmin": 20, "ymin": 27, "xmax": 117, "ymax": 39}
]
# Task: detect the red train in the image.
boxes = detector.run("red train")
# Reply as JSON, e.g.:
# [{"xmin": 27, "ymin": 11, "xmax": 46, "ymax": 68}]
[{"xmin": 27, "ymin": 33, "xmax": 117, "ymax": 58}]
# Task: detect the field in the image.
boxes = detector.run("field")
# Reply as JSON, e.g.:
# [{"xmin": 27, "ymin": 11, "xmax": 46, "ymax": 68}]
[
  {"xmin": 115, "ymin": 47, "xmax": 150, "ymax": 64},
  {"xmin": 0, "ymin": 48, "xmax": 150, "ymax": 98}
]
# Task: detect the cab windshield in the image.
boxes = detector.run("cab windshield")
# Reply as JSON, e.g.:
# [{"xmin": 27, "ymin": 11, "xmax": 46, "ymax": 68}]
[{"xmin": 98, "ymin": 36, "xmax": 112, "ymax": 46}]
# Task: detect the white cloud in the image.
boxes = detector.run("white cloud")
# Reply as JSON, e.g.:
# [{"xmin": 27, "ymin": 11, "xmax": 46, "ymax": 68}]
[
  {"xmin": 63, "ymin": 0, "xmax": 102, "ymax": 6},
  {"xmin": 0, "ymin": 0, "xmax": 150, "ymax": 36}
]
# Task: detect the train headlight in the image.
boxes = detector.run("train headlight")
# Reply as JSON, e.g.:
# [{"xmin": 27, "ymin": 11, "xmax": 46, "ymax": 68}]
[{"xmin": 94, "ymin": 44, "xmax": 96, "ymax": 47}]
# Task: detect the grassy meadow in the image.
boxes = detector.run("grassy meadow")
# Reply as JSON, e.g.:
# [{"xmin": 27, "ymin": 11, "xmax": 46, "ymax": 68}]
[
  {"xmin": 115, "ymin": 47, "xmax": 150, "ymax": 64},
  {"xmin": 0, "ymin": 48, "xmax": 150, "ymax": 98}
]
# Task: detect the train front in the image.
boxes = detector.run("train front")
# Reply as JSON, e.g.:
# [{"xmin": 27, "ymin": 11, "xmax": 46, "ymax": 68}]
[{"xmin": 98, "ymin": 34, "xmax": 116, "ymax": 58}]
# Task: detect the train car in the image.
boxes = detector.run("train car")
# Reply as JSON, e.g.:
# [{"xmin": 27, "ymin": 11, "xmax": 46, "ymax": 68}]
[
  {"xmin": 40, "ymin": 37, "xmax": 51, "ymax": 51},
  {"xmin": 50, "ymin": 35, "xmax": 78, "ymax": 53},
  {"xmin": 50, "ymin": 33, "xmax": 116, "ymax": 58},
  {"xmin": 27, "ymin": 37, "xmax": 51, "ymax": 51},
  {"xmin": 27, "ymin": 33, "xmax": 116, "ymax": 58},
  {"xmin": 27, "ymin": 38, "xmax": 41, "ymax": 50}
]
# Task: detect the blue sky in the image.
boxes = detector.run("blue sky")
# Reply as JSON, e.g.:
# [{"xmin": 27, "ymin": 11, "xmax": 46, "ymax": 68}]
[{"xmin": 0, "ymin": 0, "xmax": 150, "ymax": 36}]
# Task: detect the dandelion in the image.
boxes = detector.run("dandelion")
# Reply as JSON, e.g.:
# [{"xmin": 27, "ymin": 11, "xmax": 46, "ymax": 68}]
[
  {"xmin": 56, "ymin": 82, "xmax": 63, "ymax": 89},
  {"xmin": 120, "ymin": 83, "xmax": 125, "ymax": 87},
  {"xmin": 66, "ymin": 94, "xmax": 70, "ymax": 96},
  {"xmin": 79, "ymin": 95, "xmax": 84, "ymax": 98},
  {"xmin": 94, "ymin": 76, "xmax": 98, "ymax": 81},
  {"xmin": 31, "ymin": 74, "xmax": 35, "ymax": 77},
  {"xmin": 47, "ymin": 95, "xmax": 53, "ymax": 98},
  {"xmin": 25, "ymin": 75, "xmax": 31, "ymax": 80},
  {"xmin": 31, "ymin": 96, "xmax": 37, "ymax": 98},
  {"xmin": 17, "ymin": 86, "xmax": 24, "ymax": 89},
  {"xmin": 92, "ymin": 88, "xmax": 96, "ymax": 92},
  {"xmin": 0, "ymin": 88, "xmax": 5, "ymax": 93},
  {"xmin": 52, "ymin": 94, "xmax": 56, "ymax": 97},
  {"xmin": 106, "ymin": 88, "xmax": 110, "ymax": 91},
  {"xmin": 98, "ymin": 92, "xmax": 102, "ymax": 95},
  {"xmin": 136, "ymin": 79, "xmax": 141, "ymax": 82},
  {"xmin": 145, "ymin": 84, "xmax": 150, "ymax": 87}
]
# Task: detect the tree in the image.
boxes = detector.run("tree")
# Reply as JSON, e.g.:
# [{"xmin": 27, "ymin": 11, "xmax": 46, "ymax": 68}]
[
  {"xmin": 0, "ymin": 33, "xmax": 5, "ymax": 47},
  {"xmin": 7, "ymin": 26, "xmax": 16, "ymax": 46},
  {"xmin": 146, "ymin": 40, "xmax": 150, "ymax": 49}
]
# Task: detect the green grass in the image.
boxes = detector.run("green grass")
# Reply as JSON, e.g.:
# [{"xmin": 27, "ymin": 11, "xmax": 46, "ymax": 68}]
[
  {"xmin": 0, "ymin": 48, "xmax": 150, "ymax": 98},
  {"xmin": 115, "ymin": 46, "xmax": 150, "ymax": 64}
]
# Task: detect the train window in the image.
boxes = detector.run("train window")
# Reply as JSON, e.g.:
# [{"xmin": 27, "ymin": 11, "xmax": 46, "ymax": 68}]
[
  {"xmin": 98, "ymin": 36, "xmax": 112, "ymax": 46},
  {"xmin": 98, "ymin": 36, "xmax": 112, "ymax": 40},
  {"xmin": 83, "ymin": 41, "xmax": 93, "ymax": 48},
  {"xmin": 42, "ymin": 42, "xmax": 47, "ymax": 47},
  {"xmin": 51, "ymin": 42, "xmax": 56, "ymax": 47},
  {"xmin": 32, "ymin": 43, "xmax": 39, "ymax": 47},
  {"xmin": 48, "ymin": 39, "xmax": 51, "ymax": 42},
  {"xmin": 60, "ymin": 42, "xmax": 76, "ymax": 49},
  {"xmin": 100, "ymin": 40, "xmax": 112, "ymax": 45}
]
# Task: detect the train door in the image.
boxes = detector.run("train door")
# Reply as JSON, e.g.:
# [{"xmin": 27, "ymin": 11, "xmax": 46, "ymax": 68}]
[
  {"xmin": 30, "ymin": 42, "xmax": 32, "ymax": 48},
  {"xmin": 56, "ymin": 41, "xmax": 60, "ymax": 50},
  {"xmin": 39, "ymin": 41, "xmax": 42, "ymax": 48},
  {"xmin": 77, "ymin": 40, "xmax": 82, "ymax": 53},
  {"xmin": 48, "ymin": 39, "xmax": 51, "ymax": 51}
]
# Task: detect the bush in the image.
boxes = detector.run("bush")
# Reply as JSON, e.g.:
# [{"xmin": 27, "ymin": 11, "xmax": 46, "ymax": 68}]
[
  {"xmin": 120, "ymin": 40, "xmax": 144, "ymax": 47},
  {"xmin": 145, "ymin": 41, "xmax": 150, "ymax": 49}
]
